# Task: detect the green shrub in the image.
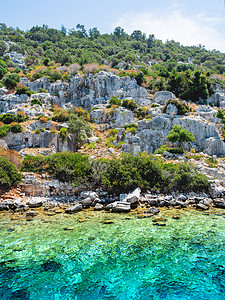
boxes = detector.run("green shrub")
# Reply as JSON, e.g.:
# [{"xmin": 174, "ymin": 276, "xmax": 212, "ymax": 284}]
[
  {"xmin": 122, "ymin": 98, "xmax": 138, "ymax": 111},
  {"xmin": 88, "ymin": 142, "xmax": 96, "ymax": 149},
  {"xmin": 52, "ymin": 110, "xmax": 69, "ymax": 122},
  {"xmin": 16, "ymin": 113, "xmax": 29, "ymax": 123},
  {"xmin": 16, "ymin": 85, "xmax": 33, "ymax": 96},
  {"xmin": 162, "ymin": 98, "xmax": 191, "ymax": 115},
  {"xmin": 36, "ymin": 115, "xmax": 50, "ymax": 123},
  {"xmin": 0, "ymin": 113, "xmax": 28, "ymax": 124},
  {"xmin": 35, "ymin": 129, "xmax": 40, "ymax": 134},
  {"xmin": 10, "ymin": 122, "xmax": 23, "ymax": 133},
  {"xmin": 38, "ymin": 88, "xmax": 48, "ymax": 93},
  {"xmin": 59, "ymin": 127, "xmax": 68, "ymax": 143},
  {"xmin": 117, "ymin": 141, "xmax": 125, "ymax": 149},
  {"xmin": 0, "ymin": 113, "xmax": 15, "ymax": 124},
  {"xmin": 31, "ymin": 99, "xmax": 42, "ymax": 106},
  {"xmin": 22, "ymin": 152, "xmax": 91, "ymax": 186},
  {"xmin": 151, "ymin": 103, "xmax": 159, "ymax": 108},
  {"xmin": 21, "ymin": 152, "xmax": 209, "ymax": 194},
  {"xmin": 123, "ymin": 124, "xmax": 138, "ymax": 130},
  {"xmin": 135, "ymin": 107, "xmax": 151, "ymax": 120},
  {"xmin": 168, "ymin": 147, "xmax": 184, "ymax": 154},
  {"xmin": 108, "ymin": 97, "xmax": 122, "ymax": 107},
  {"xmin": 0, "ymin": 156, "xmax": 22, "ymax": 188},
  {"xmin": 41, "ymin": 127, "xmax": 45, "ymax": 132},
  {"xmin": 109, "ymin": 128, "xmax": 119, "ymax": 136},
  {"xmin": 167, "ymin": 125, "xmax": 195, "ymax": 149},
  {"xmin": 0, "ymin": 124, "xmax": 10, "ymax": 137},
  {"xmin": 126, "ymin": 126, "xmax": 137, "ymax": 135},
  {"xmin": 154, "ymin": 145, "xmax": 170, "ymax": 154},
  {"xmin": 2, "ymin": 73, "xmax": 20, "ymax": 90},
  {"xmin": 163, "ymin": 162, "xmax": 209, "ymax": 192}
]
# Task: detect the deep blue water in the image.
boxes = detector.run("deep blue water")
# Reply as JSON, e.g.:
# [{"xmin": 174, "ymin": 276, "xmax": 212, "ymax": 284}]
[{"xmin": 0, "ymin": 209, "xmax": 225, "ymax": 299}]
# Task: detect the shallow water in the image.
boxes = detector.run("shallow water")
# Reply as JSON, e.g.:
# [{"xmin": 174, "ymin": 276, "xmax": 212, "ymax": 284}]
[{"xmin": 0, "ymin": 209, "xmax": 225, "ymax": 300}]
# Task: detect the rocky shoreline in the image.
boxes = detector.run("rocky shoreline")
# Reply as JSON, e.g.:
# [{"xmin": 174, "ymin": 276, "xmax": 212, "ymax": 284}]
[{"xmin": 1, "ymin": 187, "xmax": 225, "ymax": 225}]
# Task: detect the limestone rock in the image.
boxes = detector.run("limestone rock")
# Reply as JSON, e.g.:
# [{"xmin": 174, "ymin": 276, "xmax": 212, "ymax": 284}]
[
  {"xmin": 144, "ymin": 208, "xmax": 160, "ymax": 215},
  {"xmin": 213, "ymin": 199, "xmax": 225, "ymax": 208},
  {"xmin": 123, "ymin": 187, "xmax": 141, "ymax": 204},
  {"xmin": 154, "ymin": 91, "xmax": 176, "ymax": 105},
  {"xmin": 94, "ymin": 203, "xmax": 104, "ymax": 211},
  {"xmin": 80, "ymin": 197, "xmax": 92, "ymax": 208},
  {"xmin": 111, "ymin": 201, "xmax": 131, "ymax": 213},
  {"xmin": 65, "ymin": 203, "xmax": 82, "ymax": 213},
  {"xmin": 27, "ymin": 199, "xmax": 43, "ymax": 208},
  {"xmin": 209, "ymin": 183, "xmax": 225, "ymax": 199},
  {"xmin": 196, "ymin": 203, "xmax": 209, "ymax": 210},
  {"xmin": 166, "ymin": 103, "xmax": 178, "ymax": 115}
]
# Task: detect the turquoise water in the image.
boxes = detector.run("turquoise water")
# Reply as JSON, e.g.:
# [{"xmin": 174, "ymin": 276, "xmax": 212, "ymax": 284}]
[{"xmin": 0, "ymin": 209, "xmax": 225, "ymax": 299}]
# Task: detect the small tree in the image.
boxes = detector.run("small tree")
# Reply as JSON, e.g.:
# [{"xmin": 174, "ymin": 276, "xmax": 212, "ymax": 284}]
[
  {"xmin": 68, "ymin": 111, "xmax": 92, "ymax": 149},
  {"xmin": 167, "ymin": 125, "xmax": 195, "ymax": 150},
  {"xmin": 2, "ymin": 73, "xmax": 20, "ymax": 90}
]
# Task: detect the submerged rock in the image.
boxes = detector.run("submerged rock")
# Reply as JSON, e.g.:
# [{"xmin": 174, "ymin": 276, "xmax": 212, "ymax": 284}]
[{"xmin": 144, "ymin": 208, "xmax": 160, "ymax": 215}]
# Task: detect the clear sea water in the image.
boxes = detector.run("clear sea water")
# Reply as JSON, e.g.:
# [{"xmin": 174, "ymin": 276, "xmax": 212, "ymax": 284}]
[{"xmin": 0, "ymin": 208, "xmax": 225, "ymax": 300}]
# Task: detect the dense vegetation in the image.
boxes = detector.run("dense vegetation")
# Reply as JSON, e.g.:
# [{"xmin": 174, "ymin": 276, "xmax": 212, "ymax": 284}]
[
  {"xmin": 22, "ymin": 152, "xmax": 209, "ymax": 193},
  {"xmin": 0, "ymin": 23, "xmax": 225, "ymax": 102},
  {"xmin": 0, "ymin": 156, "xmax": 22, "ymax": 188}
]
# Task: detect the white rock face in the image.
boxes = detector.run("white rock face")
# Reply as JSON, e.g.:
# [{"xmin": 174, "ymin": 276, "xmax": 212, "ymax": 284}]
[
  {"xmin": 123, "ymin": 114, "xmax": 225, "ymax": 156},
  {"xmin": 26, "ymin": 72, "xmax": 150, "ymax": 110},
  {"xmin": 0, "ymin": 94, "xmax": 29, "ymax": 113},
  {"xmin": 166, "ymin": 103, "xmax": 178, "ymax": 115},
  {"xmin": 90, "ymin": 106, "xmax": 136, "ymax": 128},
  {"xmin": 4, "ymin": 51, "xmax": 26, "ymax": 69},
  {"xmin": 154, "ymin": 91, "xmax": 176, "ymax": 105},
  {"xmin": 2, "ymin": 131, "xmax": 76, "ymax": 152}
]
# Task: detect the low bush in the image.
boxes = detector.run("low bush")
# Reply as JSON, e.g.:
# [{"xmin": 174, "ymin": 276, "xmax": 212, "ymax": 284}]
[
  {"xmin": 22, "ymin": 152, "xmax": 209, "ymax": 194},
  {"xmin": 108, "ymin": 129, "xmax": 119, "ymax": 136},
  {"xmin": 122, "ymin": 99, "xmax": 138, "ymax": 111},
  {"xmin": 22, "ymin": 152, "xmax": 92, "ymax": 186},
  {"xmin": 88, "ymin": 142, "xmax": 96, "ymax": 149},
  {"xmin": 35, "ymin": 129, "xmax": 40, "ymax": 134},
  {"xmin": 0, "ymin": 156, "xmax": 22, "ymax": 189},
  {"xmin": 52, "ymin": 110, "xmax": 69, "ymax": 122},
  {"xmin": 162, "ymin": 98, "xmax": 191, "ymax": 115},
  {"xmin": 16, "ymin": 85, "xmax": 33, "ymax": 96},
  {"xmin": 59, "ymin": 127, "xmax": 68, "ymax": 143},
  {"xmin": 155, "ymin": 145, "xmax": 184, "ymax": 155},
  {"xmin": 10, "ymin": 122, "xmax": 23, "ymax": 133},
  {"xmin": 135, "ymin": 107, "xmax": 151, "ymax": 120},
  {"xmin": 0, "ymin": 112, "xmax": 28, "ymax": 124},
  {"xmin": 38, "ymin": 88, "xmax": 48, "ymax": 93},
  {"xmin": 108, "ymin": 96, "xmax": 122, "ymax": 107},
  {"xmin": 0, "ymin": 124, "xmax": 10, "ymax": 137},
  {"xmin": 31, "ymin": 99, "xmax": 42, "ymax": 106},
  {"xmin": 68, "ymin": 107, "xmax": 90, "ymax": 121},
  {"xmin": 36, "ymin": 115, "xmax": 50, "ymax": 123}
]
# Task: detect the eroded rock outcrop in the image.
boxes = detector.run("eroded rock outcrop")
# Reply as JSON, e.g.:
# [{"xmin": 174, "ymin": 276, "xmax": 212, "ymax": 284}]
[
  {"xmin": 122, "ymin": 114, "xmax": 225, "ymax": 156},
  {"xmin": 26, "ymin": 72, "xmax": 150, "ymax": 110}
]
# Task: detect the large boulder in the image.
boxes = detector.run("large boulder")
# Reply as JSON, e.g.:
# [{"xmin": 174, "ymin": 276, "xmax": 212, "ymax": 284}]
[
  {"xmin": 110, "ymin": 201, "xmax": 131, "ymax": 213},
  {"xmin": 123, "ymin": 187, "xmax": 141, "ymax": 204}
]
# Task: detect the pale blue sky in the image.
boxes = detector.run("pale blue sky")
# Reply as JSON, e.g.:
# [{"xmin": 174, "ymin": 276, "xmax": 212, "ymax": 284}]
[{"xmin": 1, "ymin": 0, "xmax": 225, "ymax": 51}]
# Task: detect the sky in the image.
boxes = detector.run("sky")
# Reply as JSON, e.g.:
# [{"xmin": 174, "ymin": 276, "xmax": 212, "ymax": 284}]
[{"xmin": 1, "ymin": 0, "xmax": 225, "ymax": 52}]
